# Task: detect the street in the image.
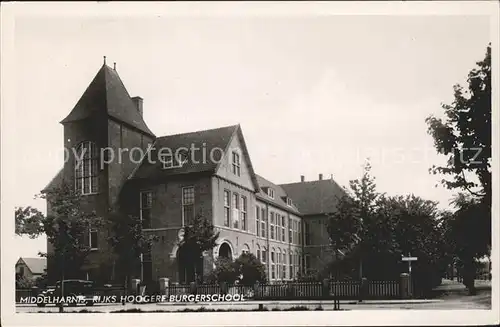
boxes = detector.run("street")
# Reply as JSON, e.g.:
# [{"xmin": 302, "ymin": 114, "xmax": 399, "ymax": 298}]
[{"xmin": 15, "ymin": 290, "xmax": 491, "ymax": 313}]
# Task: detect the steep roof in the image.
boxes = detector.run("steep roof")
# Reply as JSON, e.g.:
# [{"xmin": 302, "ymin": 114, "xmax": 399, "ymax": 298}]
[
  {"xmin": 17, "ymin": 257, "xmax": 47, "ymax": 275},
  {"xmin": 60, "ymin": 64, "xmax": 155, "ymax": 137},
  {"xmin": 255, "ymin": 174, "xmax": 301, "ymax": 215},
  {"xmin": 280, "ymin": 178, "xmax": 346, "ymax": 216},
  {"xmin": 131, "ymin": 125, "xmax": 239, "ymax": 180},
  {"xmin": 42, "ymin": 168, "xmax": 64, "ymax": 192}
]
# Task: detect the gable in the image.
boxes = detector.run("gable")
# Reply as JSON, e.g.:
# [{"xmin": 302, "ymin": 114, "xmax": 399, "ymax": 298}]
[{"xmin": 215, "ymin": 128, "xmax": 257, "ymax": 192}]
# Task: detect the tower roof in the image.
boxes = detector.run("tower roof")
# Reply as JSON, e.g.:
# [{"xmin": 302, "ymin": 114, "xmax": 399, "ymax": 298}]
[{"xmin": 60, "ymin": 63, "xmax": 155, "ymax": 137}]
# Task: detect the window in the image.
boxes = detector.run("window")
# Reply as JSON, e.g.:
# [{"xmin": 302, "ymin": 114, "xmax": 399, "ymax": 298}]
[
  {"xmin": 232, "ymin": 152, "xmax": 241, "ymax": 176},
  {"xmin": 281, "ymin": 216, "xmax": 286, "ymax": 242},
  {"xmin": 287, "ymin": 197, "xmax": 293, "ymax": 206},
  {"xmin": 276, "ymin": 214, "xmax": 280, "ymax": 241},
  {"xmin": 140, "ymin": 191, "xmax": 153, "ymax": 229},
  {"xmin": 232, "ymin": 193, "xmax": 239, "ymax": 228},
  {"xmin": 288, "ymin": 218, "xmax": 293, "ymax": 243},
  {"xmin": 304, "ymin": 221, "xmax": 311, "ymax": 245},
  {"xmin": 256, "ymin": 206, "xmax": 260, "ymax": 236},
  {"xmin": 282, "ymin": 250, "xmax": 287, "ymax": 279},
  {"xmin": 298, "ymin": 222, "xmax": 302, "ymax": 245},
  {"xmin": 267, "ymin": 188, "xmax": 275, "ymax": 199},
  {"xmin": 271, "ymin": 250, "xmax": 275, "ymax": 280},
  {"xmin": 182, "ymin": 187, "xmax": 195, "ymax": 226},
  {"xmin": 256, "ymin": 245, "xmax": 261, "ymax": 262},
  {"xmin": 262, "ymin": 249, "xmax": 267, "ymax": 263},
  {"xmin": 75, "ymin": 141, "xmax": 99, "ymax": 195},
  {"xmin": 289, "ymin": 253, "xmax": 293, "ymax": 279},
  {"xmin": 224, "ymin": 190, "xmax": 230, "ymax": 227},
  {"xmin": 240, "ymin": 196, "xmax": 247, "ymax": 230},
  {"xmin": 270, "ymin": 212, "xmax": 275, "ymax": 240},
  {"xmin": 89, "ymin": 229, "xmax": 98, "ymax": 250},
  {"xmin": 261, "ymin": 208, "xmax": 266, "ymax": 238},
  {"xmin": 161, "ymin": 151, "xmax": 188, "ymax": 169},
  {"xmin": 305, "ymin": 255, "xmax": 311, "ymax": 273},
  {"xmin": 141, "ymin": 249, "xmax": 152, "ymax": 282},
  {"xmin": 277, "ymin": 250, "xmax": 281, "ymax": 280}
]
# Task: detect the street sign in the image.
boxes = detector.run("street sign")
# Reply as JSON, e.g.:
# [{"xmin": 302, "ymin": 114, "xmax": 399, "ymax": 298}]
[{"xmin": 402, "ymin": 257, "xmax": 418, "ymax": 261}]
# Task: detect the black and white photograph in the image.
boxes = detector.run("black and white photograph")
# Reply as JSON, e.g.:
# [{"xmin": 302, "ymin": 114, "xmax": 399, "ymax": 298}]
[{"xmin": 1, "ymin": 2, "xmax": 498, "ymax": 326}]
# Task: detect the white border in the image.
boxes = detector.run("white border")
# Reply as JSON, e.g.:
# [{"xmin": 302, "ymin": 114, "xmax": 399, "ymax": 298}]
[{"xmin": 1, "ymin": 1, "xmax": 499, "ymax": 326}]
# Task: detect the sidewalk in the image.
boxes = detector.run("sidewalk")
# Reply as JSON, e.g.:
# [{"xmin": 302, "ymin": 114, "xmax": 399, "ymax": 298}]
[{"xmin": 155, "ymin": 298, "xmax": 442, "ymax": 307}]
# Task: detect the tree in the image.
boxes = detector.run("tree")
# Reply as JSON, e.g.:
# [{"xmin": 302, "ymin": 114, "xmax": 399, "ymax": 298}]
[
  {"xmin": 15, "ymin": 206, "xmax": 45, "ymax": 238},
  {"xmin": 107, "ymin": 211, "xmax": 158, "ymax": 288},
  {"xmin": 15, "ymin": 183, "xmax": 103, "ymax": 282},
  {"xmin": 425, "ymin": 45, "xmax": 491, "ymax": 200},
  {"xmin": 426, "ymin": 45, "xmax": 491, "ymax": 294},
  {"xmin": 327, "ymin": 160, "xmax": 382, "ymax": 279},
  {"xmin": 211, "ymin": 256, "xmax": 238, "ymax": 285},
  {"xmin": 178, "ymin": 212, "xmax": 219, "ymax": 283},
  {"xmin": 234, "ymin": 252, "xmax": 267, "ymax": 286}
]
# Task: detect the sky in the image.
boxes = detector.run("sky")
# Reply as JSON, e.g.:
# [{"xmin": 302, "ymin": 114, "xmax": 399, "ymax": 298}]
[{"xmin": 6, "ymin": 10, "xmax": 492, "ymax": 258}]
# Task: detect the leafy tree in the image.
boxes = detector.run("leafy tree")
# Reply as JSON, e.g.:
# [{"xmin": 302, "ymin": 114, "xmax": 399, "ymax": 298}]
[
  {"xmin": 426, "ymin": 45, "xmax": 491, "ymax": 200},
  {"xmin": 107, "ymin": 211, "xmax": 158, "ymax": 287},
  {"xmin": 16, "ymin": 274, "xmax": 35, "ymax": 289},
  {"xmin": 15, "ymin": 183, "xmax": 103, "ymax": 282},
  {"xmin": 15, "ymin": 207, "xmax": 45, "ymax": 238},
  {"xmin": 178, "ymin": 212, "xmax": 219, "ymax": 283},
  {"xmin": 211, "ymin": 256, "xmax": 238, "ymax": 285},
  {"xmin": 426, "ymin": 45, "xmax": 491, "ymax": 294},
  {"xmin": 327, "ymin": 160, "xmax": 382, "ymax": 279},
  {"xmin": 234, "ymin": 252, "xmax": 267, "ymax": 286}
]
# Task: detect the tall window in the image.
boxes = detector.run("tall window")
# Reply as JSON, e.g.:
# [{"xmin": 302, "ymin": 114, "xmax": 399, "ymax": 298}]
[
  {"xmin": 75, "ymin": 141, "xmax": 98, "ymax": 195},
  {"xmin": 182, "ymin": 187, "xmax": 195, "ymax": 226},
  {"xmin": 271, "ymin": 250, "xmax": 275, "ymax": 280},
  {"xmin": 140, "ymin": 191, "xmax": 153, "ymax": 229},
  {"xmin": 305, "ymin": 255, "xmax": 311, "ymax": 273},
  {"xmin": 288, "ymin": 218, "xmax": 293, "ymax": 243},
  {"xmin": 256, "ymin": 245, "xmax": 261, "ymax": 262},
  {"xmin": 224, "ymin": 190, "xmax": 230, "ymax": 227},
  {"xmin": 262, "ymin": 248, "xmax": 267, "ymax": 263},
  {"xmin": 270, "ymin": 212, "xmax": 275, "ymax": 240},
  {"xmin": 240, "ymin": 196, "xmax": 247, "ymax": 230},
  {"xmin": 276, "ymin": 214, "xmax": 280, "ymax": 241},
  {"xmin": 261, "ymin": 208, "xmax": 266, "ymax": 238},
  {"xmin": 232, "ymin": 152, "xmax": 241, "ymax": 176},
  {"xmin": 304, "ymin": 221, "xmax": 310, "ymax": 245},
  {"xmin": 277, "ymin": 249, "xmax": 281, "ymax": 280},
  {"xmin": 232, "ymin": 193, "xmax": 239, "ymax": 228},
  {"xmin": 89, "ymin": 229, "xmax": 98, "ymax": 250},
  {"xmin": 256, "ymin": 206, "xmax": 260, "ymax": 236},
  {"xmin": 281, "ymin": 216, "xmax": 286, "ymax": 242},
  {"xmin": 282, "ymin": 250, "xmax": 287, "ymax": 279},
  {"xmin": 289, "ymin": 253, "xmax": 293, "ymax": 279}
]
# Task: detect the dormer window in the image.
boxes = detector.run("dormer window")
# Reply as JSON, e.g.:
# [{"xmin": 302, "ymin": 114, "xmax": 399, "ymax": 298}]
[
  {"xmin": 268, "ymin": 188, "xmax": 275, "ymax": 199},
  {"xmin": 287, "ymin": 198, "xmax": 293, "ymax": 206},
  {"xmin": 232, "ymin": 151, "xmax": 241, "ymax": 176},
  {"xmin": 161, "ymin": 152, "xmax": 188, "ymax": 169}
]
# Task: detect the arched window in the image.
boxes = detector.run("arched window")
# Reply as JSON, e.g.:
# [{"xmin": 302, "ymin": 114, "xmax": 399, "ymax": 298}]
[{"xmin": 75, "ymin": 141, "xmax": 99, "ymax": 194}]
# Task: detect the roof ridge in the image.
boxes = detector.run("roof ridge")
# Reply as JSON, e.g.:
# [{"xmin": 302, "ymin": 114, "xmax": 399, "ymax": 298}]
[{"xmin": 156, "ymin": 124, "xmax": 239, "ymax": 139}]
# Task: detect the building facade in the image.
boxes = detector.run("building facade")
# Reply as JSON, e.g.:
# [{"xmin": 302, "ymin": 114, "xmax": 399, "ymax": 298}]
[{"xmin": 45, "ymin": 62, "xmax": 346, "ymax": 284}]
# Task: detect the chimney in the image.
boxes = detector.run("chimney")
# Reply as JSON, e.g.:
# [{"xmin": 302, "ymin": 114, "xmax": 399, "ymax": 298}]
[
  {"xmin": 131, "ymin": 96, "xmax": 143, "ymax": 117},
  {"xmin": 319, "ymin": 173, "xmax": 323, "ymax": 180},
  {"xmin": 300, "ymin": 175, "xmax": 305, "ymax": 182}
]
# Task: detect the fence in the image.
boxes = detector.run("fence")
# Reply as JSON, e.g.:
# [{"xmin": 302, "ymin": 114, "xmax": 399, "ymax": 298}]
[{"xmin": 164, "ymin": 279, "xmax": 400, "ymax": 301}]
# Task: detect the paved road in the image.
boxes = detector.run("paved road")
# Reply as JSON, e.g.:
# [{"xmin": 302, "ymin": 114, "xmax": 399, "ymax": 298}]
[{"xmin": 15, "ymin": 291, "xmax": 491, "ymax": 313}]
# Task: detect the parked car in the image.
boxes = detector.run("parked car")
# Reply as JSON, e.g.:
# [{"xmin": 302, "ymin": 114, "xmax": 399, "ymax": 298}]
[{"xmin": 37, "ymin": 279, "xmax": 95, "ymax": 307}]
